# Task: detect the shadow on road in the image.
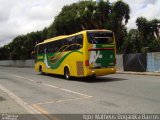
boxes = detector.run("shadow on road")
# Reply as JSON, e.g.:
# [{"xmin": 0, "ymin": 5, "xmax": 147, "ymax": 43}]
[
  {"xmin": 38, "ymin": 73, "xmax": 128, "ymax": 83},
  {"xmin": 73, "ymin": 76, "xmax": 128, "ymax": 83}
]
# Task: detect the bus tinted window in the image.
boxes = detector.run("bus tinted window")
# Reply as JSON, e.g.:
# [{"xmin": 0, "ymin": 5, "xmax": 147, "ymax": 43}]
[
  {"xmin": 46, "ymin": 43, "xmax": 51, "ymax": 53},
  {"xmin": 34, "ymin": 46, "xmax": 38, "ymax": 62},
  {"xmin": 38, "ymin": 44, "xmax": 45, "ymax": 54},
  {"xmin": 87, "ymin": 32, "xmax": 113, "ymax": 44},
  {"xmin": 76, "ymin": 35, "xmax": 83, "ymax": 45},
  {"xmin": 64, "ymin": 35, "xmax": 83, "ymax": 51},
  {"xmin": 54, "ymin": 40, "xmax": 61, "ymax": 52},
  {"xmin": 38, "ymin": 34, "xmax": 83, "ymax": 53},
  {"xmin": 67, "ymin": 36, "xmax": 75, "ymax": 44}
]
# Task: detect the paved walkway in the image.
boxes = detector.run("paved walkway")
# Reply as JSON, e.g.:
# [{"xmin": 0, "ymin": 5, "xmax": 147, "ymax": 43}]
[{"xmin": 117, "ymin": 71, "xmax": 160, "ymax": 76}]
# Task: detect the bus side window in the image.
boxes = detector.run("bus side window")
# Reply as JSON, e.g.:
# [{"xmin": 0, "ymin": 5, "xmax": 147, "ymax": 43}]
[
  {"xmin": 75, "ymin": 35, "xmax": 83, "ymax": 49},
  {"xmin": 35, "ymin": 46, "xmax": 38, "ymax": 55},
  {"xmin": 76, "ymin": 35, "xmax": 83, "ymax": 45},
  {"xmin": 34, "ymin": 46, "xmax": 38, "ymax": 62},
  {"xmin": 38, "ymin": 45, "xmax": 42, "ymax": 54},
  {"xmin": 65, "ymin": 37, "xmax": 74, "ymax": 51},
  {"xmin": 46, "ymin": 43, "xmax": 53, "ymax": 53},
  {"xmin": 67, "ymin": 37, "xmax": 74, "ymax": 45},
  {"xmin": 52, "ymin": 42, "xmax": 55, "ymax": 52},
  {"xmin": 39, "ymin": 44, "xmax": 46, "ymax": 54},
  {"xmin": 54, "ymin": 41, "xmax": 60, "ymax": 52},
  {"xmin": 46, "ymin": 43, "xmax": 49, "ymax": 53}
]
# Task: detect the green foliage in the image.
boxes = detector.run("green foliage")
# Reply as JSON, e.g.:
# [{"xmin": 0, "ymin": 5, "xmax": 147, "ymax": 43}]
[
  {"xmin": 49, "ymin": 0, "xmax": 130, "ymax": 52},
  {"xmin": 0, "ymin": 46, "xmax": 10, "ymax": 60},
  {"xmin": 148, "ymin": 38, "xmax": 160, "ymax": 52},
  {"xmin": 106, "ymin": 0, "xmax": 130, "ymax": 52},
  {"xmin": 4, "ymin": 1, "xmax": 160, "ymax": 58},
  {"xmin": 124, "ymin": 17, "xmax": 160, "ymax": 53},
  {"xmin": 0, "ymin": 30, "xmax": 48, "ymax": 60},
  {"xmin": 123, "ymin": 29, "xmax": 141, "ymax": 53}
]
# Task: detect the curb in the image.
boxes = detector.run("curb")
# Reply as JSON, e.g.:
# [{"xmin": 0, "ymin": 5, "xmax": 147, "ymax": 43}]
[{"xmin": 116, "ymin": 71, "xmax": 160, "ymax": 76}]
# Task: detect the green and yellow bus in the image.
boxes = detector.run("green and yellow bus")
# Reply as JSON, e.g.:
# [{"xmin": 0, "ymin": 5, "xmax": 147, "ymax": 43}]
[{"xmin": 34, "ymin": 29, "xmax": 116, "ymax": 79}]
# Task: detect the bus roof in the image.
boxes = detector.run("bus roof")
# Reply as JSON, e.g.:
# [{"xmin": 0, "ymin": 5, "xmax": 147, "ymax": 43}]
[
  {"xmin": 44, "ymin": 35, "xmax": 67, "ymax": 42},
  {"xmin": 36, "ymin": 29, "xmax": 112, "ymax": 46}
]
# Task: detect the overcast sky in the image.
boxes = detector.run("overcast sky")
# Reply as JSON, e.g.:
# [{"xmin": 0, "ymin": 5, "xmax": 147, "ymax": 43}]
[{"xmin": 0, "ymin": 0, "xmax": 160, "ymax": 47}]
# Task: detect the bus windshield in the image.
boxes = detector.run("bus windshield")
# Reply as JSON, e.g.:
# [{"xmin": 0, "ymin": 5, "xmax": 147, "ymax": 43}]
[{"xmin": 87, "ymin": 31, "xmax": 114, "ymax": 44}]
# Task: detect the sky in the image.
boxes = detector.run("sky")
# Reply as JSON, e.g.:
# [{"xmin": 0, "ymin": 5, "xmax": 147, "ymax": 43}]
[{"xmin": 0, "ymin": 0, "xmax": 160, "ymax": 47}]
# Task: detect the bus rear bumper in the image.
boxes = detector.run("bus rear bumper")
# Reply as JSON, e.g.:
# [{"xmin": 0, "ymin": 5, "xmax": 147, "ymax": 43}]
[{"xmin": 85, "ymin": 67, "xmax": 116, "ymax": 77}]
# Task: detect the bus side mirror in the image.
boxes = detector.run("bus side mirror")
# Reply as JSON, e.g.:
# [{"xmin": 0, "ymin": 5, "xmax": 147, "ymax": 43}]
[
  {"xmin": 31, "ymin": 51, "xmax": 35, "ymax": 59},
  {"xmin": 31, "ymin": 51, "xmax": 35, "ymax": 54}
]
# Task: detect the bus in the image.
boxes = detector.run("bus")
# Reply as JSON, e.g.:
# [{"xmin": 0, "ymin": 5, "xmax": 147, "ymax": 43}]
[{"xmin": 34, "ymin": 29, "xmax": 116, "ymax": 79}]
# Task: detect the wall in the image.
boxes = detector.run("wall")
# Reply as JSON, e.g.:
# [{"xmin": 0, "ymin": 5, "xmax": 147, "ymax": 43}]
[
  {"xmin": 0, "ymin": 55, "xmax": 124, "ymax": 71},
  {"xmin": 2, "ymin": 53, "xmax": 160, "ymax": 72},
  {"xmin": 0, "ymin": 59, "xmax": 34, "ymax": 67}
]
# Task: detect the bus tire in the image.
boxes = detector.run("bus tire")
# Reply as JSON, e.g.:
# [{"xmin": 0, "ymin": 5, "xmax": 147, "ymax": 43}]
[
  {"xmin": 64, "ymin": 67, "xmax": 70, "ymax": 80},
  {"xmin": 39, "ymin": 66, "xmax": 44, "ymax": 74}
]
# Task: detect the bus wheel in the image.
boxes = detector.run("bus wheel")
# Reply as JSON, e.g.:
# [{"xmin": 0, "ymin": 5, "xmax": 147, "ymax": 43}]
[
  {"xmin": 39, "ymin": 66, "xmax": 44, "ymax": 74},
  {"xmin": 64, "ymin": 67, "xmax": 70, "ymax": 80}
]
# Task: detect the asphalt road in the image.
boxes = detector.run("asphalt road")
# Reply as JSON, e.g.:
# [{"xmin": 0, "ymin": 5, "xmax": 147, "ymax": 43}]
[{"xmin": 0, "ymin": 66, "xmax": 160, "ymax": 119}]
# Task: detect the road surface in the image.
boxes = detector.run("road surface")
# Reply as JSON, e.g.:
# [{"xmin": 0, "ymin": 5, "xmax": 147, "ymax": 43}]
[{"xmin": 0, "ymin": 66, "xmax": 160, "ymax": 119}]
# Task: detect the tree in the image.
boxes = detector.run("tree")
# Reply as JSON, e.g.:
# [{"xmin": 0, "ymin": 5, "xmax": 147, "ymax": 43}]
[
  {"xmin": 123, "ymin": 29, "xmax": 141, "ymax": 53},
  {"xmin": 109, "ymin": 1, "xmax": 130, "ymax": 52},
  {"xmin": 0, "ymin": 0, "xmax": 131, "ymax": 60},
  {"xmin": 150, "ymin": 19, "xmax": 160, "ymax": 39},
  {"xmin": 136, "ymin": 17, "xmax": 160, "ymax": 52},
  {"xmin": 0, "ymin": 46, "xmax": 10, "ymax": 60},
  {"xmin": 136, "ymin": 17, "xmax": 153, "ymax": 46},
  {"xmin": 48, "ymin": 0, "xmax": 130, "ymax": 53}
]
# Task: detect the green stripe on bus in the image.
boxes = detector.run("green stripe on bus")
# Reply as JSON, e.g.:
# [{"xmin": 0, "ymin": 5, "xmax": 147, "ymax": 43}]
[{"xmin": 50, "ymin": 51, "xmax": 83, "ymax": 69}]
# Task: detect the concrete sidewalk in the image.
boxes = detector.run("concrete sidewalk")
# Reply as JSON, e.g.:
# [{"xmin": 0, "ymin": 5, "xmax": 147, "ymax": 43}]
[{"xmin": 117, "ymin": 71, "xmax": 160, "ymax": 76}]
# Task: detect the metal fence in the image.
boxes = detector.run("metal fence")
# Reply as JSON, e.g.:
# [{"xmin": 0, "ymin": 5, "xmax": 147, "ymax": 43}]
[
  {"xmin": 147, "ymin": 52, "xmax": 160, "ymax": 72},
  {"xmin": 123, "ymin": 53, "xmax": 147, "ymax": 72},
  {"xmin": 123, "ymin": 52, "xmax": 160, "ymax": 72}
]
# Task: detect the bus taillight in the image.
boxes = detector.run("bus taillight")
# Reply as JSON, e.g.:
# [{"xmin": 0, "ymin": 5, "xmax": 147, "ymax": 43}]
[{"xmin": 85, "ymin": 60, "xmax": 89, "ymax": 66}]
